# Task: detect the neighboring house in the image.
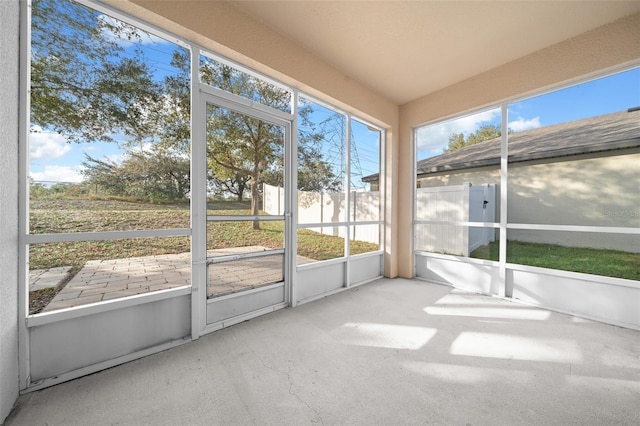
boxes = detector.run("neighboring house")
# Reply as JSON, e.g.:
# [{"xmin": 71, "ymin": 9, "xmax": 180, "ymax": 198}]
[{"xmin": 365, "ymin": 108, "xmax": 640, "ymax": 253}]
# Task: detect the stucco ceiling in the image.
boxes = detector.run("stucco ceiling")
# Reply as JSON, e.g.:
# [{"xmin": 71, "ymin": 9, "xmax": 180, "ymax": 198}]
[{"xmin": 228, "ymin": 1, "xmax": 640, "ymax": 105}]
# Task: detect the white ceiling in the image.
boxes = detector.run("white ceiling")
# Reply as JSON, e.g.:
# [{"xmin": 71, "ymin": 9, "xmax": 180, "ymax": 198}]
[{"xmin": 228, "ymin": 1, "xmax": 640, "ymax": 105}]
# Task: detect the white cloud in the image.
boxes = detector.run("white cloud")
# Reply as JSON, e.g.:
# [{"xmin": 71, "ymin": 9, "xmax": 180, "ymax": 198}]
[
  {"xmin": 30, "ymin": 165, "xmax": 85, "ymax": 184},
  {"xmin": 416, "ymin": 108, "xmax": 501, "ymax": 159},
  {"xmin": 102, "ymin": 153, "xmax": 126, "ymax": 165},
  {"xmin": 29, "ymin": 128, "xmax": 72, "ymax": 160},
  {"xmin": 98, "ymin": 142, "xmax": 152, "ymax": 166},
  {"xmin": 130, "ymin": 142, "xmax": 154, "ymax": 154},
  {"xmin": 98, "ymin": 14, "xmax": 169, "ymax": 46},
  {"xmin": 509, "ymin": 117, "xmax": 542, "ymax": 132}
]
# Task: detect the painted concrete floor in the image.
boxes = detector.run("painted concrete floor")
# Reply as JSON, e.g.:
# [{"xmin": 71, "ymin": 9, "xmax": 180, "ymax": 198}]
[{"xmin": 8, "ymin": 278, "xmax": 640, "ymax": 425}]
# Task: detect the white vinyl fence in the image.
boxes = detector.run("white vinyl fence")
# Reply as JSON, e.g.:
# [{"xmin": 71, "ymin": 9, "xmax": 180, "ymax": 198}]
[
  {"xmin": 263, "ymin": 184, "xmax": 381, "ymax": 244},
  {"xmin": 415, "ymin": 183, "xmax": 496, "ymax": 256}
]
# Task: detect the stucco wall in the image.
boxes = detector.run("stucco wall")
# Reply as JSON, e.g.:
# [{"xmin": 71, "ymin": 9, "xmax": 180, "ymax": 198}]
[
  {"xmin": 0, "ymin": 0, "xmax": 20, "ymax": 421},
  {"xmin": 418, "ymin": 150, "xmax": 640, "ymax": 253},
  {"xmin": 399, "ymin": 12, "xmax": 640, "ymax": 277},
  {"xmin": 104, "ymin": 0, "xmax": 401, "ymax": 277},
  {"xmin": 507, "ymin": 151, "xmax": 640, "ymax": 229}
]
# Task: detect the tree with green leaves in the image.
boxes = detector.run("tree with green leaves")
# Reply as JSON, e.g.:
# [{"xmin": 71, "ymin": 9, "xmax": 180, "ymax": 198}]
[
  {"xmin": 206, "ymin": 104, "xmax": 284, "ymax": 228},
  {"xmin": 208, "ymin": 162, "xmax": 252, "ymax": 202},
  {"xmin": 446, "ymin": 124, "xmax": 501, "ymax": 152},
  {"xmin": 198, "ymin": 58, "xmax": 341, "ymax": 228},
  {"xmin": 32, "ymin": 0, "xmax": 340, "ymax": 216},
  {"xmin": 31, "ymin": 0, "xmax": 162, "ymax": 143},
  {"xmin": 82, "ymin": 150, "xmax": 190, "ymax": 203},
  {"xmin": 32, "ymin": 0, "xmax": 191, "ymax": 202}
]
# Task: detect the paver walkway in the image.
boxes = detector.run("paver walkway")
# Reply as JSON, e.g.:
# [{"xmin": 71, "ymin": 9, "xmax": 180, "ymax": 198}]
[
  {"xmin": 29, "ymin": 267, "xmax": 71, "ymax": 291},
  {"xmin": 42, "ymin": 253, "xmax": 191, "ymax": 312},
  {"xmin": 35, "ymin": 246, "xmax": 314, "ymax": 312}
]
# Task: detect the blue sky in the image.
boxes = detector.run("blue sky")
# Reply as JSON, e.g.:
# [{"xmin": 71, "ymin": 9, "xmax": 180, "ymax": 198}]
[
  {"xmin": 29, "ymin": 13, "xmax": 181, "ymax": 184},
  {"xmin": 30, "ymin": 1, "xmax": 639, "ymax": 185},
  {"xmin": 416, "ymin": 67, "xmax": 640, "ymax": 161}
]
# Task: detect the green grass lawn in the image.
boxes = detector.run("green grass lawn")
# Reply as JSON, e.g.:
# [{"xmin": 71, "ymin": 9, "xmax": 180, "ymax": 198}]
[
  {"xmin": 471, "ymin": 240, "xmax": 639, "ymax": 281},
  {"xmin": 31, "ymin": 195, "xmax": 636, "ymax": 280},
  {"xmin": 29, "ymin": 196, "xmax": 379, "ymax": 270}
]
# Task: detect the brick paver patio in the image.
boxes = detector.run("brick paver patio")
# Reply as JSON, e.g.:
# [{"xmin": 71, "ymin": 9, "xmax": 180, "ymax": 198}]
[
  {"xmin": 34, "ymin": 246, "xmax": 313, "ymax": 312},
  {"xmin": 29, "ymin": 266, "xmax": 72, "ymax": 291},
  {"xmin": 42, "ymin": 252, "xmax": 191, "ymax": 312}
]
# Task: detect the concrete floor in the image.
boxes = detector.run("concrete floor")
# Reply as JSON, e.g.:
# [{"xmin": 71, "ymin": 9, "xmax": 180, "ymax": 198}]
[{"xmin": 7, "ymin": 278, "xmax": 640, "ymax": 425}]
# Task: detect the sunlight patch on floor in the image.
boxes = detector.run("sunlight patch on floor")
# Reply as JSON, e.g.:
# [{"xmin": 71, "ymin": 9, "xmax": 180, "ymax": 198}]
[
  {"xmin": 425, "ymin": 292, "xmax": 551, "ymax": 320},
  {"xmin": 331, "ymin": 323, "xmax": 437, "ymax": 350},
  {"xmin": 433, "ymin": 293, "xmax": 509, "ymax": 306},
  {"xmin": 424, "ymin": 305, "xmax": 551, "ymax": 320},
  {"xmin": 450, "ymin": 332, "xmax": 583, "ymax": 362},
  {"xmin": 564, "ymin": 374, "xmax": 640, "ymax": 389},
  {"xmin": 402, "ymin": 361, "xmax": 537, "ymax": 384}
]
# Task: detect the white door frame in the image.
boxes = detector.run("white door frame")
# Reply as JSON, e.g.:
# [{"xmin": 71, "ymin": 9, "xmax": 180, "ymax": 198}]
[{"xmin": 194, "ymin": 89, "xmax": 294, "ymax": 335}]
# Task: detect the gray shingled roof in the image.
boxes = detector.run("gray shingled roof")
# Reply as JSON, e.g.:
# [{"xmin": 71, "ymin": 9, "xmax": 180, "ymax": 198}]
[{"xmin": 363, "ymin": 109, "xmax": 640, "ymax": 182}]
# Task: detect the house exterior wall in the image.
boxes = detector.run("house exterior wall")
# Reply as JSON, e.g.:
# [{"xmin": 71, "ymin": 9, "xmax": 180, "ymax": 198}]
[
  {"xmin": 417, "ymin": 150, "xmax": 640, "ymax": 253},
  {"xmin": 399, "ymin": 12, "xmax": 640, "ymax": 277},
  {"xmin": 0, "ymin": 0, "xmax": 20, "ymax": 422}
]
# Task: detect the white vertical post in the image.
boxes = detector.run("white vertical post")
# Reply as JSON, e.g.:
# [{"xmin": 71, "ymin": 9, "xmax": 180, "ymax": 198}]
[
  {"xmin": 345, "ymin": 115, "xmax": 351, "ymax": 287},
  {"xmin": 352, "ymin": 190, "xmax": 357, "ymax": 240},
  {"xmin": 190, "ymin": 45, "xmax": 206, "ymax": 337},
  {"xmin": 379, "ymin": 127, "xmax": 386, "ymax": 276},
  {"xmin": 462, "ymin": 183, "xmax": 470, "ymax": 257},
  {"xmin": 499, "ymin": 104, "xmax": 509, "ymax": 298},
  {"xmin": 482, "ymin": 184, "xmax": 489, "ymax": 245},
  {"xmin": 289, "ymin": 90, "xmax": 299, "ymax": 307}
]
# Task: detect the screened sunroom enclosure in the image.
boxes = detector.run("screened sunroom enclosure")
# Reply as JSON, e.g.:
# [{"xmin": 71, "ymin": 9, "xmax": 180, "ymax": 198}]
[
  {"xmin": 10, "ymin": 0, "xmax": 639, "ymax": 404},
  {"xmin": 412, "ymin": 67, "xmax": 640, "ymax": 330},
  {"xmin": 20, "ymin": 0, "xmax": 384, "ymax": 391}
]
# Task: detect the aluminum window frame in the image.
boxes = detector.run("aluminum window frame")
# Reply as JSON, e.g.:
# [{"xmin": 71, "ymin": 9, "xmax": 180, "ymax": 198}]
[
  {"xmin": 295, "ymin": 93, "xmax": 386, "ymax": 272},
  {"xmin": 412, "ymin": 63, "xmax": 640, "ymax": 289}
]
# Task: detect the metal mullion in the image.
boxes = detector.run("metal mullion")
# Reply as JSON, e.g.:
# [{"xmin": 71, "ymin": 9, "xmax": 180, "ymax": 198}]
[
  {"xmin": 349, "ymin": 249, "xmax": 384, "ymax": 259},
  {"xmin": 499, "ymin": 103, "xmax": 508, "ymax": 298},
  {"xmin": 296, "ymin": 221, "xmax": 350, "ymax": 229},
  {"xmin": 506, "ymin": 224, "xmax": 640, "ymax": 234},
  {"xmin": 379, "ymin": 125, "xmax": 387, "ymax": 275},
  {"xmin": 199, "ymin": 84, "xmax": 293, "ymax": 123},
  {"xmin": 25, "ymin": 228, "xmax": 191, "ymax": 244},
  {"xmin": 207, "ymin": 248, "xmax": 285, "ymax": 265},
  {"xmin": 413, "ymin": 220, "xmax": 500, "ymax": 228},
  {"xmin": 412, "ymin": 127, "xmax": 418, "ymax": 278},
  {"xmin": 350, "ymin": 220, "xmax": 385, "ymax": 226},
  {"xmin": 296, "ymin": 255, "xmax": 348, "ymax": 270},
  {"xmin": 287, "ymin": 93, "xmax": 297, "ymax": 307},
  {"xmin": 192, "ymin": 45, "xmax": 207, "ymax": 338},
  {"xmin": 345, "ymin": 116, "xmax": 352, "ymax": 287},
  {"xmin": 207, "ymin": 215, "xmax": 284, "ymax": 222}
]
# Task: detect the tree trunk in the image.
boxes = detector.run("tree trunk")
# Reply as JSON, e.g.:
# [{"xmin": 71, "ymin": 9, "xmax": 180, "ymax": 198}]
[
  {"xmin": 251, "ymin": 174, "xmax": 260, "ymax": 229},
  {"xmin": 237, "ymin": 179, "xmax": 246, "ymax": 202}
]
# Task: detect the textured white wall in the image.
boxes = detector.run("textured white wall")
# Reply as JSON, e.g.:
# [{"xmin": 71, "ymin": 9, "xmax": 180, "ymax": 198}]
[{"xmin": 0, "ymin": 0, "xmax": 20, "ymax": 421}]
